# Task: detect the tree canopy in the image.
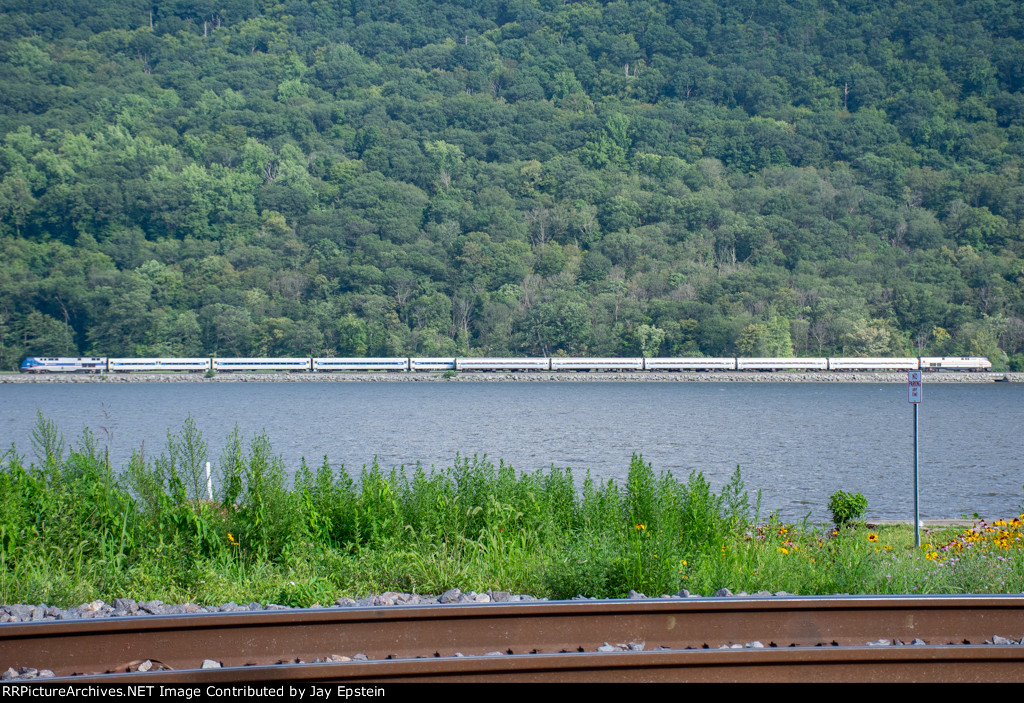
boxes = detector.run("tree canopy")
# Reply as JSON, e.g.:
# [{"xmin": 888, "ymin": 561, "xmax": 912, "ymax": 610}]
[{"xmin": 1, "ymin": 0, "xmax": 1023, "ymax": 369}]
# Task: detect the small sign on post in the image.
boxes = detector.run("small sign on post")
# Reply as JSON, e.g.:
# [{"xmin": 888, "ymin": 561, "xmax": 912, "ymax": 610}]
[
  {"xmin": 908, "ymin": 370, "xmax": 922, "ymax": 403},
  {"xmin": 908, "ymin": 370, "xmax": 922, "ymax": 547}
]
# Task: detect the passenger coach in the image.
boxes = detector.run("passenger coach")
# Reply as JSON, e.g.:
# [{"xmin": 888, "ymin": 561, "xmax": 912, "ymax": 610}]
[
  {"xmin": 550, "ymin": 357, "xmax": 644, "ymax": 371},
  {"xmin": 919, "ymin": 356, "xmax": 993, "ymax": 371},
  {"xmin": 736, "ymin": 358, "xmax": 829, "ymax": 371},
  {"xmin": 409, "ymin": 358, "xmax": 456, "ymax": 371},
  {"xmin": 455, "ymin": 358, "xmax": 551, "ymax": 371},
  {"xmin": 211, "ymin": 358, "xmax": 312, "ymax": 372},
  {"xmin": 107, "ymin": 358, "xmax": 211, "ymax": 373},
  {"xmin": 312, "ymin": 358, "xmax": 410, "ymax": 372},
  {"xmin": 827, "ymin": 357, "xmax": 919, "ymax": 371},
  {"xmin": 643, "ymin": 358, "xmax": 736, "ymax": 371}
]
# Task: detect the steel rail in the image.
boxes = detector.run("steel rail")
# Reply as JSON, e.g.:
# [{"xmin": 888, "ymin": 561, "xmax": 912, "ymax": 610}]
[
  {"xmin": 3, "ymin": 596, "xmax": 1023, "ymax": 680},
  {"xmin": 57, "ymin": 646, "xmax": 1024, "ymax": 683}
]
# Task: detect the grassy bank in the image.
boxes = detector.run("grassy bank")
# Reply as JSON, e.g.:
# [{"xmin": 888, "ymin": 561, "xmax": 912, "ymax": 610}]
[{"xmin": 2, "ymin": 416, "xmax": 1022, "ymax": 607}]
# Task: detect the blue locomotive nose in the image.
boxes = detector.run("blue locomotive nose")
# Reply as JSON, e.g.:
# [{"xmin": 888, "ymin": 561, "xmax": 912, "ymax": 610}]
[{"xmin": 19, "ymin": 357, "xmax": 41, "ymax": 373}]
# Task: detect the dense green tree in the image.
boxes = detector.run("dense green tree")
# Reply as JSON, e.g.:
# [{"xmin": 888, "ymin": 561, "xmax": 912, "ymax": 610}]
[
  {"xmin": 737, "ymin": 316, "xmax": 795, "ymax": 358},
  {"xmin": 0, "ymin": 0, "xmax": 1021, "ymax": 365}
]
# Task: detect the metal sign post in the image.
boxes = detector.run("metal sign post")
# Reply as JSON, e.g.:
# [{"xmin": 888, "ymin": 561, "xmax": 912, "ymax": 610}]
[{"xmin": 908, "ymin": 371, "xmax": 922, "ymax": 548}]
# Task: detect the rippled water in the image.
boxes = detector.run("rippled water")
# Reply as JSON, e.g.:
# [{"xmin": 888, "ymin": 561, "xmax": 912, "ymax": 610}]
[{"xmin": 1, "ymin": 381, "xmax": 1021, "ymax": 521}]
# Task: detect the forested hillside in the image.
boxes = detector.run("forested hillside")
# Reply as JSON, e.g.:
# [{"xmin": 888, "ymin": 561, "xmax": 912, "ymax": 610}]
[{"xmin": 1, "ymin": 0, "xmax": 1022, "ymax": 369}]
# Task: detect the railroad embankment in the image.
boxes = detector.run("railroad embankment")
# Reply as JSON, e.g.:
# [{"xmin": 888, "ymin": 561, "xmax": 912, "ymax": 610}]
[{"xmin": 1, "ymin": 371, "xmax": 1021, "ymax": 383}]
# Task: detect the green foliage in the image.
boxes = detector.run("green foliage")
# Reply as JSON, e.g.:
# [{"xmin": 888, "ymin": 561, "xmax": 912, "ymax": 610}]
[
  {"xmin": 828, "ymin": 490, "xmax": 869, "ymax": 527},
  {"xmin": 1, "ymin": 417, "xmax": 761, "ymax": 605},
  {"xmin": 0, "ymin": 1, "xmax": 1021, "ymax": 367},
  {"xmin": 738, "ymin": 316, "xmax": 794, "ymax": 357},
  {"xmin": 30, "ymin": 410, "xmax": 64, "ymax": 470},
  {"xmin": 3, "ymin": 418, "xmax": 1022, "ymax": 606}
]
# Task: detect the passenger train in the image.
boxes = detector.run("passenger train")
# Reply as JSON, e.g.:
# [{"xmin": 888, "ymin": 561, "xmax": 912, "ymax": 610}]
[{"xmin": 19, "ymin": 356, "xmax": 994, "ymax": 374}]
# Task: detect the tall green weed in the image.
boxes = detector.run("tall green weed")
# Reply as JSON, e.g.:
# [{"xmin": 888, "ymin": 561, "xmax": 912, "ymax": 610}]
[{"xmin": 16, "ymin": 415, "xmax": 1015, "ymax": 608}]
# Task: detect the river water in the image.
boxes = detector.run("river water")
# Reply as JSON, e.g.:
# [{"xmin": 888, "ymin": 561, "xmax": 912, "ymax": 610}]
[{"xmin": 1, "ymin": 381, "xmax": 1020, "ymax": 521}]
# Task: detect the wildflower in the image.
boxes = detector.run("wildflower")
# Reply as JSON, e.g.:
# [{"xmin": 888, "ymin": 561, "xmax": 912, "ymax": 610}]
[
  {"xmin": 681, "ymin": 560, "xmax": 687, "ymax": 566},
  {"xmin": 777, "ymin": 547, "xmax": 789, "ymax": 555},
  {"xmin": 228, "ymin": 533, "xmax": 240, "ymax": 547},
  {"xmin": 635, "ymin": 524, "xmax": 645, "ymax": 530},
  {"xmin": 867, "ymin": 533, "xmax": 879, "ymax": 542}
]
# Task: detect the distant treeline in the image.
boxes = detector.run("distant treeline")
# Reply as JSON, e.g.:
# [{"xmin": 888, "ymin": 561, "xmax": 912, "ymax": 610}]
[{"xmin": 1, "ymin": 1, "xmax": 1022, "ymax": 371}]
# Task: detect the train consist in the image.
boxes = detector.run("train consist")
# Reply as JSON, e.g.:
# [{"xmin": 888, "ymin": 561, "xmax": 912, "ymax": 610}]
[{"xmin": 19, "ymin": 355, "xmax": 993, "ymax": 374}]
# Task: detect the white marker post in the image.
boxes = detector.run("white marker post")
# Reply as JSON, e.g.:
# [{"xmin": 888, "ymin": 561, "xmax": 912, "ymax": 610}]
[{"xmin": 908, "ymin": 371, "xmax": 922, "ymax": 548}]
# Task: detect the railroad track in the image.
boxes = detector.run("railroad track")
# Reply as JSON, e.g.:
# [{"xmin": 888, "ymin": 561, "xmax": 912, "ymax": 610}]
[{"xmin": 3, "ymin": 596, "xmax": 1023, "ymax": 683}]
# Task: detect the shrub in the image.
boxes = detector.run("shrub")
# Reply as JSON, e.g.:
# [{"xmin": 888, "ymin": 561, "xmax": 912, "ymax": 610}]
[{"xmin": 828, "ymin": 490, "xmax": 868, "ymax": 527}]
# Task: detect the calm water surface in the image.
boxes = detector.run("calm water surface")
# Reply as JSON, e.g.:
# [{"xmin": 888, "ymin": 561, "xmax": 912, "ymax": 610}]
[{"xmin": 1, "ymin": 382, "xmax": 1020, "ymax": 521}]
